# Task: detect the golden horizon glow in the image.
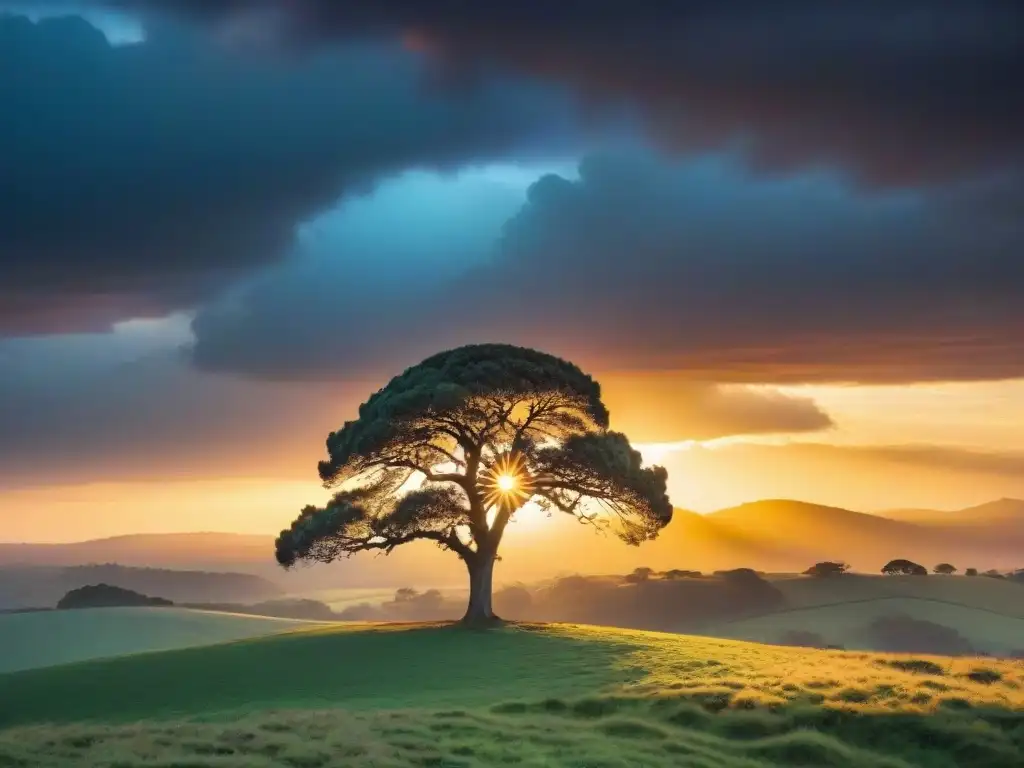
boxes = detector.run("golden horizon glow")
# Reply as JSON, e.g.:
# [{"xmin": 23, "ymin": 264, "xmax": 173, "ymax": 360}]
[{"xmin": 4, "ymin": 379, "xmax": 1024, "ymax": 542}]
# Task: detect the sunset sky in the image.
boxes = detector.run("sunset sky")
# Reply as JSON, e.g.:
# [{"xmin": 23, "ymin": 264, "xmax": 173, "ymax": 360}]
[{"xmin": 2, "ymin": 2, "xmax": 1023, "ymax": 543}]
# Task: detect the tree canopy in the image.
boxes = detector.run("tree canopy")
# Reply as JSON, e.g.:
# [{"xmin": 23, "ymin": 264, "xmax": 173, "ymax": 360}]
[
  {"xmin": 933, "ymin": 563, "xmax": 957, "ymax": 575},
  {"xmin": 881, "ymin": 559, "xmax": 928, "ymax": 576},
  {"xmin": 275, "ymin": 344, "xmax": 673, "ymax": 622},
  {"xmin": 803, "ymin": 561, "xmax": 850, "ymax": 578}
]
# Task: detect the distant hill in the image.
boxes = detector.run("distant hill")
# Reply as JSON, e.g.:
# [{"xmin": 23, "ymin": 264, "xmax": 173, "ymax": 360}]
[
  {"xmin": 0, "ymin": 499, "xmax": 1020, "ymax": 589},
  {"xmin": 877, "ymin": 499, "xmax": 1024, "ymax": 559},
  {"xmin": 710, "ymin": 499, "xmax": 920, "ymax": 547},
  {"xmin": 877, "ymin": 507, "xmax": 947, "ymax": 523},
  {"xmin": 0, "ymin": 532, "xmax": 273, "ymax": 569},
  {"xmin": 0, "ymin": 564, "xmax": 281, "ymax": 610},
  {"xmin": 704, "ymin": 573, "xmax": 1024, "ymax": 655},
  {"xmin": 882, "ymin": 498, "xmax": 1024, "ymax": 526},
  {"xmin": 703, "ymin": 499, "xmax": 1021, "ymax": 572}
]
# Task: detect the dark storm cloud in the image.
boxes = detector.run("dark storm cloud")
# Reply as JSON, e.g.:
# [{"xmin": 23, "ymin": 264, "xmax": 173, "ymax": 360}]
[
  {"xmin": 0, "ymin": 330, "xmax": 833, "ymax": 489},
  {"xmin": 0, "ymin": 12, "xmax": 573, "ymax": 335},
  {"xmin": 119, "ymin": 0, "xmax": 1024, "ymax": 186},
  {"xmin": 190, "ymin": 150, "xmax": 1024, "ymax": 384}
]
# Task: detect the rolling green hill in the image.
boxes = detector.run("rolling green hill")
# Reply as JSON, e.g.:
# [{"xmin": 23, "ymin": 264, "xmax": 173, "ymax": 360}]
[
  {"xmin": 0, "ymin": 607, "xmax": 315, "ymax": 674},
  {"xmin": 0, "ymin": 623, "xmax": 1022, "ymax": 767},
  {"xmin": 769, "ymin": 573, "xmax": 1024, "ymax": 618},
  {"xmin": 692, "ymin": 574, "xmax": 1024, "ymax": 655},
  {"xmin": 706, "ymin": 597, "xmax": 1024, "ymax": 654}
]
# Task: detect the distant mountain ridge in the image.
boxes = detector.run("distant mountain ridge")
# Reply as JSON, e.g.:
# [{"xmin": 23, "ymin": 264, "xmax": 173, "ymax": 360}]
[
  {"xmin": 0, "ymin": 499, "xmax": 1020, "ymax": 583},
  {"xmin": 698, "ymin": 498, "xmax": 1021, "ymax": 572},
  {"xmin": 0, "ymin": 532, "xmax": 273, "ymax": 568},
  {"xmin": 882, "ymin": 498, "xmax": 1024, "ymax": 526}
]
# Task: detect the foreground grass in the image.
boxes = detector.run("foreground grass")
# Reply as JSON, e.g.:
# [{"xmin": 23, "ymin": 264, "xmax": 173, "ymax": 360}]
[
  {"xmin": 0, "ymin": 607, "xmax": 314, "ymax": 674},
  {"xmin": 1, "ymin": 623, "xmax": 1023, "ymax": 767}
]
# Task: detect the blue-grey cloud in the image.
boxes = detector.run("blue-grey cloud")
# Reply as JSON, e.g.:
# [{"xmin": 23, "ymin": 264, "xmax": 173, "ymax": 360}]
[
  {"xmin": 189, "ymin": 150, "xmax": 1024, "ymax": 384},
  {"xmin": 121, "ymin": 0, "xmax": 1024, "ymax": 186},
  {"xmin": 0, "ymin": 12, "xmax": 577, "ymax": 335},
  {"xmin": 0, "ymin": 166, "xmax": 841, "ymax": 487}
]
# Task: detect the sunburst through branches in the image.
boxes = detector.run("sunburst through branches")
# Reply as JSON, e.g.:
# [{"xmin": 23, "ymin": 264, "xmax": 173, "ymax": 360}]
[{"xmin": 479, "ymin": 451, "xmax": 536, "ymax": 511}]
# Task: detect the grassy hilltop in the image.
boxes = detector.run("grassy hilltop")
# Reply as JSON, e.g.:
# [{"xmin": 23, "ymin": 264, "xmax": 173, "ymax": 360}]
[
  {"xmin": 1, "ymin": 621, "xmax": 1023, "ymax": 767},
  {"xmin": 0, "ymin": 607, "xmax": 315, "ymax": 674}
]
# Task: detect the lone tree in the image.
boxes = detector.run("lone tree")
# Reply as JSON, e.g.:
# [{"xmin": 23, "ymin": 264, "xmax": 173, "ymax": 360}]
[
  {"xmin": 274, "ymin": 344, "xmax": 672, "ymax": 623},
  {"xmin": 933, "ymin": 563, "xmax": 957, "ymax": 575},
  {"xmin": 803, "ymin": 561, "xmax": 850, "ymax": 578},
  {"xmin": 881, "ymin": 559, "xmax": 928, "ymax": 576}
]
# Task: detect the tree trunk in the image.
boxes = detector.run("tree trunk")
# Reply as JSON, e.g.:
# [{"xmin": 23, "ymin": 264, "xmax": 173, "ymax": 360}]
[{"xmin": 463, "ymin": 554, "xmax": 498, "ymax": 624}]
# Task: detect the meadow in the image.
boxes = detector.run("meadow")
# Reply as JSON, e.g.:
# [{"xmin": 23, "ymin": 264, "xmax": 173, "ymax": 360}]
[
  {"xmin": 768, "ymin": 573, "xmax": 1024, "ymax": 617},
  {"xmin": 700, "ymin": 574, "xmax": 1024, "ymax": 653},
  {"xmin": 0, "ymin": 607, "xmax": 313, "ymax": 674},
  {"xmin": 706, "ymin": 597, "xmax": 1024, "ymax": 653},
  {"xmin": 1, "ymin": 621, "xmax": 1022, "ymax": 767}
]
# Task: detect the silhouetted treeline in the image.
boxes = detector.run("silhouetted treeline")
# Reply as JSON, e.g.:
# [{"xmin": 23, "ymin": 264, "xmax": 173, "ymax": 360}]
[
  {"xmin": 57, "ymin": 583, "xmax": 173, "ymax": 610},
  {"xmin": 335, "ymin": 570, "xmax": 785, "ymax": 632}
]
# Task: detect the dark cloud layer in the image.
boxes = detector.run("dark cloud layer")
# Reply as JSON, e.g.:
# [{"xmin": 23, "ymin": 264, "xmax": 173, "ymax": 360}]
[
  {"xmin": 0, "ymin": 12, "xmax": 570, "ymax": 335},
  {"xmin": 191, "ymin": 151, "xmax": 1024, "ymax": 384},
  {"xmin": 0, "ymin": 333, "xmax": 832, "ymax": 488},
  {"xmin": 123, "ymin": 0, "xmax": 1024, "ymax": 186}
]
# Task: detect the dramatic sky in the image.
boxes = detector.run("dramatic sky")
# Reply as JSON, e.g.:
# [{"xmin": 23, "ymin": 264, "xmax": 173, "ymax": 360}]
[{"xmin": 2, "ymin": 1, "xmax": 1023, "ymax": 542}]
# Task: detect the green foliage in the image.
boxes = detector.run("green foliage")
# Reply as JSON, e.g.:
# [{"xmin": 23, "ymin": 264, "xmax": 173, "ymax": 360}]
[
  {"xmin": 56, "ymin": 584, "xmax": 172, "ymax": 610},
  {"xmin": 317, "ymin": 343, "xmax": 608, "ymax": 483},
  {"xmin": 276, "ymin": 345, "xmax": 671, "ymax": 619},
  {"xmin": 804, "ymin": 562, "xmax": 851, "ymax": 578},
  {"xmin": 881, "ymin": 560, "xmax": 928, "ymax": 576}
]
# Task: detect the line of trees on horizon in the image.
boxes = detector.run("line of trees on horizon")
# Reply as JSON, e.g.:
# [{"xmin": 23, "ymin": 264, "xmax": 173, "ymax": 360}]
[{"xmin": 802, "ymin": 560, "xmax": 1024, "ymax": 579}]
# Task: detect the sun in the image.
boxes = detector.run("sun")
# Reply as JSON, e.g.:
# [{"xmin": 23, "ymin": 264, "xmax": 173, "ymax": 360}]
[{"xmin": 479, "ymin": 452, "xmax": 536, "ymax": 511}]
